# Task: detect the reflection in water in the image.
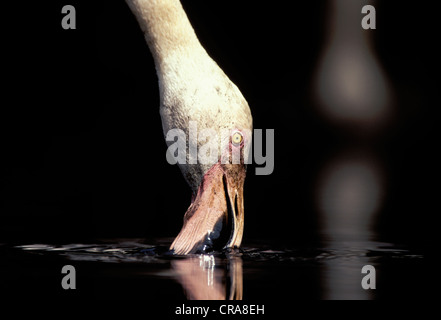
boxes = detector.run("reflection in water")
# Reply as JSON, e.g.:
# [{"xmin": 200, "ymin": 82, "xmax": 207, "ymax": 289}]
[
  {"xmin": 320, "ymin": 242, "xmax": 375, "ymax": 300},
  {"xmin": 172, "ymin": 254, "xmax": 243, "ymax": 300},
  {"xmin": 11, "ymin": 240, "xmax": 422, "ymax": 300},
  {"xmin": 316, "ymin": 153, "xmax": 384, "ymax": 299},
  {"xmin": 311, "ymin": 0, "xmax": 396, "ymax": 299}
]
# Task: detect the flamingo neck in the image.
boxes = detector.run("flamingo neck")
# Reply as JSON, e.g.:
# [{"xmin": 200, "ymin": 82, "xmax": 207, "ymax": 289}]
[{"xmin": 126, "ymin": 0, "xmax": 209, "ymax": 81}]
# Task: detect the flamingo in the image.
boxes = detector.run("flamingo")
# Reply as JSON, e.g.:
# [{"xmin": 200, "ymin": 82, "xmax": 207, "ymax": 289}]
[{"xmin": 125, "ymin": 0, "xmax": 253, "ymax": 254}]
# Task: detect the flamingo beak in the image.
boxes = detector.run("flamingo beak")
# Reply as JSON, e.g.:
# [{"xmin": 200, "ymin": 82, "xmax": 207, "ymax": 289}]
[{"xmin": 170, "ymin": 162, "xmax": 246, "ymax": 255}]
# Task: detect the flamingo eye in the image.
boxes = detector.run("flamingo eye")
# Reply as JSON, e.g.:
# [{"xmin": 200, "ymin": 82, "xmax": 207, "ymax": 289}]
[{"xmin": 231, "ymin": 131, "xmax": 243, "ymax": 146}]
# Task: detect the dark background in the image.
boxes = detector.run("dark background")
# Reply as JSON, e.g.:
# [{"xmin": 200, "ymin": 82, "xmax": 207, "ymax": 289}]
[{"xmin": 1, "ymin": 0, "xmax": 438, "ymax": 249}]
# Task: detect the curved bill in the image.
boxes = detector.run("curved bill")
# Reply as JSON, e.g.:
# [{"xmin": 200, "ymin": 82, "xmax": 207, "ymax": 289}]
[{"xmin": 170, "ymin": 162, "xmax": 246, "ymax": 255}]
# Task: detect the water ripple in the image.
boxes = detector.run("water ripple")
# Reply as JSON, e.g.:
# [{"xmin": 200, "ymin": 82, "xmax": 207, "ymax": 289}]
[{"xmin": 13, "ymin": 239, "xmax": 423, "ymax": 264}]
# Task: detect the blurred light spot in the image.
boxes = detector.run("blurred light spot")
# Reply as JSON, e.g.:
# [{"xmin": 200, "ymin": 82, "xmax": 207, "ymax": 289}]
[
  {"xmin": 313, "ymin": 0, "xmax": 392, "ymax": 128},
  {"xmin": 317, "ymin": 155, "xmax": 384, "ymax": 241}
]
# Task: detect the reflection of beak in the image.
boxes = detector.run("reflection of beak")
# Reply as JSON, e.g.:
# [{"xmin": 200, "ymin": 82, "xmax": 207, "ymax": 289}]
[
  {"xmin": 170, "ymin": 162, "xmax": 246, "ymax": 255},
  {"xmin": 172, "ymin": 255, "xmax": 243, "ymax": 300}
]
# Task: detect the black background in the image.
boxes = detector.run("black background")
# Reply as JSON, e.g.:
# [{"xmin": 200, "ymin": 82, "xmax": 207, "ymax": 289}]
[{"xmin": 1, "ymin": 0, "xmax": 438, "ymax": 250}]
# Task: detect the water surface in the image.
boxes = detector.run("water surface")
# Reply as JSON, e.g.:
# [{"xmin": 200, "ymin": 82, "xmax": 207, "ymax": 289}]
[{"xmin": 1, "ymin": 238, "xmax": 424, "ymax": 300}]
